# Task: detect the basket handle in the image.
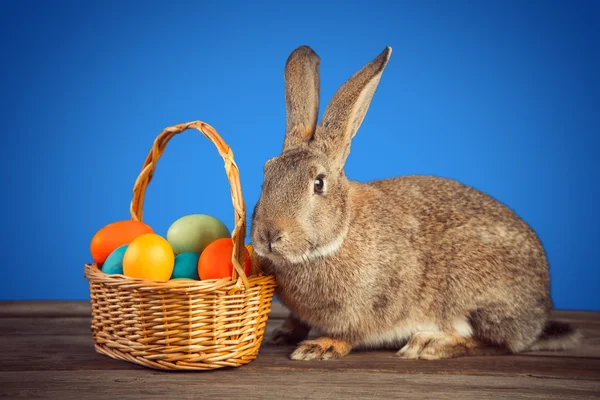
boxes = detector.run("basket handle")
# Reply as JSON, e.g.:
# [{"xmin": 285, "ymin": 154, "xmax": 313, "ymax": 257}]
[{"xmin": 129, "ymin": 120, "xmax": 251, "ymax": 289}]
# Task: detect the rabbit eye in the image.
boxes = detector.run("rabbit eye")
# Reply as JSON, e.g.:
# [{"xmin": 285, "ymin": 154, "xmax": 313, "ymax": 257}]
[{"xmin": 314, "ymin": 174, "xmax": 325, "ymax": 194}]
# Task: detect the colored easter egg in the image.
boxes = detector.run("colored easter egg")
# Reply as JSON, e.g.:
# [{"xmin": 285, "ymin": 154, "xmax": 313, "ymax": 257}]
[
  {"xmin": 170, "ymin": 278, "xmax": 195, "ymax": 281},
  {"xmin": 166, "ymin": 214, "xmax": 230, "ymax": 255},
  {"xmin": 123, "ymin": 233, "xmax": 175, "ymax": 281},
  {"xmin": 90, "ymin": 220, "xmax": 153, "ymax": 265},
  {"xmin": 198, "ymin": 238, "xmax": 251, "ymax": 280},
  {"xmin": 171, "ymin": 252, "xmax": 200, "ymax": 280},
  {"xmin": 101, "ymin": 244, "xmax": 129, "ymax": 275}
]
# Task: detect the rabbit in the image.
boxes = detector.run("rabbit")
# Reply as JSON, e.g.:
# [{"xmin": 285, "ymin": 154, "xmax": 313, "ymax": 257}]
[{"xmin": 250, "ymin": 45, "xmax": 581, "ymax": 361}]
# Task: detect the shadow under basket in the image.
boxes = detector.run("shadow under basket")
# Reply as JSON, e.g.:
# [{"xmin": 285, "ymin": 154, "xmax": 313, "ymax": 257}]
[{"xmin": 84, "ymin": 120, "xmax": 277, "ymax": 371}]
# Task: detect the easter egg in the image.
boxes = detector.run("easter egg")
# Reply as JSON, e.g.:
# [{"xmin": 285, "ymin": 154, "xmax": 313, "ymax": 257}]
[
  {"xmin": 198, "ymin": 238, "xmax": 251, "ymax": 280},
  {"xmin": 170, "ymin": 278, "xmax": 195, "ymax": 281},
  {"xmin": 166, "ymin": 214, "xmax": 230, "ymax": 255},
  {"xmin": 90, "ymin": 220, "xmax": 153, "ymax": 265},
  {"xmin": 123, "ymin": 233, "xmax": 175, "ymax": 281},
  {"xmin": 171, "ymin": 252, "xmax": 200, "ymax": 280},
  {"xmin": 101, "ymin": 244, "xmax": 128, "ymax": 275}
]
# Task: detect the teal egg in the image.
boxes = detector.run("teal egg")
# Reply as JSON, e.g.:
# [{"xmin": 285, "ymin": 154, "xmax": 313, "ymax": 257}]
[
  {"xmin": 101, "ymin": 244, "xmax": 128, "ymax": 275},
  {"xmin": 166, "ymin": 214, "xmax": 230, "ymax": 255},
  {"xmin": 171, "ymin": 252, "xmax": 200, "ymax": 280}
]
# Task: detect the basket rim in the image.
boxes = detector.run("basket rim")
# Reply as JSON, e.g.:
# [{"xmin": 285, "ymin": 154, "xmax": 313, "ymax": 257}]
[{"xmin": 84, "ymin": 263, "xmax": 276, "ymax": 292}]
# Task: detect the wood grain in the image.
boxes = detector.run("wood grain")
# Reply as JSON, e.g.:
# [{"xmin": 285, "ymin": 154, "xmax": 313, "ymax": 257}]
[
  {"xmin": 1, "ymin": 370, "xmax": 599, "ymax": 400},
  {"xmin": 0, "ymin": 302, "xmax": 599, "ymax": 399},
  {"xmin": 0, "ymin": 300, "xmax": 93, "ymax": 318}
]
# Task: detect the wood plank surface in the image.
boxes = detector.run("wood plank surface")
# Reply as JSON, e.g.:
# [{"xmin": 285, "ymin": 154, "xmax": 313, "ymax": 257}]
[
  {"xmin": 1, "ymin": 370, "xmax": 598, "ymax": 400},
  {"xmin": 0, "ymin": 301, "xmax": 599, "ymax": 399}
]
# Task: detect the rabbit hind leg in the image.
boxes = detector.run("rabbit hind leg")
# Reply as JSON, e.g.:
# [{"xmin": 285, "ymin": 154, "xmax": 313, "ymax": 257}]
[{"xmin": 469, "ymin": 304, "xmax": 547, "ymax": 353}]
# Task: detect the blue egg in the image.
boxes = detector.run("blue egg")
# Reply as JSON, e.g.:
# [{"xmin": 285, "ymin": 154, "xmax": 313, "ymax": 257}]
[
  {"xmin": 171, "ymin": 252, "xmax": 200, "ymax": 280},
  {"xmin": 101, "ymin": 244, "xmax": 129, "ymax": 275}
]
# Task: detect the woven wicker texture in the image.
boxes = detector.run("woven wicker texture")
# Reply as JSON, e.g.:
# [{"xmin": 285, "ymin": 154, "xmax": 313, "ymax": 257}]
[{"xmin": 84, "ymin": 121, "xmax": 277, "ymax": 371}]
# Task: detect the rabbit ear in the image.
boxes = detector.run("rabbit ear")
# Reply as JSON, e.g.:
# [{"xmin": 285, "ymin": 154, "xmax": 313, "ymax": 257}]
[
  {"xmin": 282, "ymin": 45, "xmax": 321, "ymax": 152},
  {"xmin": 312, "ymin": 47, "xmax": 391, "ymax": 168}
]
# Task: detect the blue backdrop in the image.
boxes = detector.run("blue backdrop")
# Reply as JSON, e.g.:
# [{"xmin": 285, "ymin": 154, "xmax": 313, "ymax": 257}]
[{"xmin": 1, "ymin": 0, "xmax": 598, "ymax": 310}]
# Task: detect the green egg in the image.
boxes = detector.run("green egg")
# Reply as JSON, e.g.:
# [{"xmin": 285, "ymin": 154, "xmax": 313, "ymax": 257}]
[
  {"xmin": 101, "ymin": 244, "xmax": 128, "ymax": 275},
  {"xmin": 170, "ymin": 278, "xmax": 195, "ymax": 281},
  {"xmin": 171, "ymin": 252, "xmax": 200, "ymax": 280},
  {"xmin": 166, "ymin": 214, "xmax": 230, "ymax": 255}
]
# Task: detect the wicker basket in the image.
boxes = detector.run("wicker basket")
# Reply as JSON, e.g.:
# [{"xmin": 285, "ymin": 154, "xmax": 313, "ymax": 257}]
[{"xmin": 84, "ymin": 120, "xmax": 277, "ymax": 371}]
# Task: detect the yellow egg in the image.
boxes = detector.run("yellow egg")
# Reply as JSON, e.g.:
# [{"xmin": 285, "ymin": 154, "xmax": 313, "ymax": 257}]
[{"xmin": 123, "ymin": 233, "xmax": 175, "ymax": 281}]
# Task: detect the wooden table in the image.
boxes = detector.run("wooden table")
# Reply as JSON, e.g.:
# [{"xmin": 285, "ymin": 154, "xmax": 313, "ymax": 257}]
[{"xmin": 0, "ymin": 301, "xmax": 599, "ymax": 399}]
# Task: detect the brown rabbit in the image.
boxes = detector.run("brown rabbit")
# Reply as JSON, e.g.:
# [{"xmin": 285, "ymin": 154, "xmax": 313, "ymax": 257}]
[{"xmin": 250, "ymin": 45, "xmax": 580, "ymax": 360}]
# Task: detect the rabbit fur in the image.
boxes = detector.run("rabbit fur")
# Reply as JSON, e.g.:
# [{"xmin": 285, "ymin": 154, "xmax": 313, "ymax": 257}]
[{"xmin": 250, "ymin": 45, "xmax": 580, "ymax": 361}]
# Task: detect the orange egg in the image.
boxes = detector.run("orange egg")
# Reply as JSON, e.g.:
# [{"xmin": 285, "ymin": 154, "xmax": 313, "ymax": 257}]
[
  {"xmin": 90, "ymin": 220, "xmax": 153, "ymax": 265},
  {"xmin": 122, "ymin": 233, "xmax": 175, "ymax": 281},
  {"xmin": 198, "ymin": 238, "xmax": 251, "ymax": 280}
]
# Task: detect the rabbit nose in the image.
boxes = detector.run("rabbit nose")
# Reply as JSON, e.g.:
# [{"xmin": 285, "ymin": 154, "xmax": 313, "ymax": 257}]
[{"xmin": 265, "ymin": 229, "xmax": 283, "ymax": 252}]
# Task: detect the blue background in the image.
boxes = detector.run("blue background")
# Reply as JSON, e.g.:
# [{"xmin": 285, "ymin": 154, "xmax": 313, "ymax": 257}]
[{"xmin": 1, "ymin": 0, "xmax": 598, "ymax": 310}]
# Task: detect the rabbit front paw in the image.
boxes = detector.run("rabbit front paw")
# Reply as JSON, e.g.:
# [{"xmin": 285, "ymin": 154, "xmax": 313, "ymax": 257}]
[
  {"xmin": 396, "ymin": 332, "xmax": 481, "ymax": 360},
  {"xmin": 290, "ymin": 337, "xmax": 352, "ymax": 361}
]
